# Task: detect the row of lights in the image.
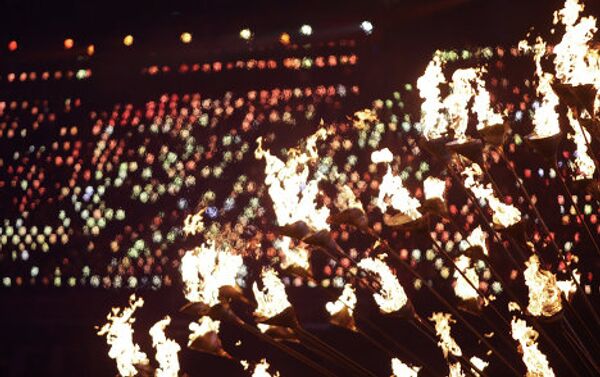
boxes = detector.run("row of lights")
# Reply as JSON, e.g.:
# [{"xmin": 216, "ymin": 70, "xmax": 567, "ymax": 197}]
[{"xmin": 5, "ymin": 21, "xmax": 373, "ymax": 52}]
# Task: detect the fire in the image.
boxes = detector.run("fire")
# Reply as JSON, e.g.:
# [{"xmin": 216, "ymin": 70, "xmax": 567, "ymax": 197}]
[
  {"xmin": 325, "ymin": 283, "xmax": 357, "ymax": 317},
  {"xmin": 375, "ymin": 164, "xmax": 422, "ymax": 220},
  {"xmin": 423, "ymin": 176, "xmax": 446, "ymax": 201},
  {"xmin": 464, "ymin": 226, "xmax": 489, "ymax": 256},
  {"xmin": 188, "ymin": 316, "xmax": 221, "ymax": 346},
  {"xmin": 443, "ymin": 68, "xmax": 479, "ymax": 142},
  {"xmin": 353, "ymin": 109, "xmax": 378, "ymax": 130},
  {"xmin": 511, "ymin": 317, "xmax": 556, "ymax": 377},
  {"xmin": 97, "ymin": 295, "xmax": 149, "ymax": 377},
  {"xmin": 357, "ymin": 256, "xmax": 408, "ymax": 314},
  {"xmin": 567, "ymin": 109, "xmax": 595, "ymax": 180},
  {"xmin": 556, "ymin": 269, "xmax": 580, "ymax": 300},
  {"xmin": 462, "ymin": 162, "xmax": 521, "ymax": 228},
  {"xmin": 253, "ymin": 268, "xmax": 292, "ymax": 320},
  {"xmin": 371, "ymin": 147, "xmax": 394, "ymax": 164},
  {"xmin": 523, "ymin": 254, "xmax": 564, "ymax": 317},
  {"xmin": 429, "ymin": 312, "xmax": 463, "ymax": 358},
  {"xmin": 391, "ymin": 358, "xmax": 421, "ymax": 377},
  {"xmin": 453, "ymin": 255, "xmax": 479, "ymax": 301},
  {"xmin": 274, "ymin": 236, "xmax": 311, "ymax": 272},
  {"xmin": 473, "ymin": 72, "xmax": 504, "ymax": 130},
  {"xmin": 335, "ymin": 184, "xmax": 364, "ymax": 212},
  {"xmin": 469, "ymin": 356, "xmax": 489, "ymax": 377},
  {"xmin": 183, "ymin": 208, "xmax": 205, "ymax": 236},
  {"xmin": 149, "ymin": 316, "xmax": 181, "ymax": 377},
  {"xmin": 448, "ymin": 362, "xmax": 465, "ymax": 377},
  {"xmin": 251, "ymin": 359, "xmax": 281, "ymax": 377},
  {"xmin": 417, "ymin": 56, "xmax": 449, "ymax": 140},
  {"xmin": 255, "ymin": 128, "xmax": 330, "ymax": 231},
  {"xmin": 180, "ymin": 240, "xmax": 244, "ymax": 306}
]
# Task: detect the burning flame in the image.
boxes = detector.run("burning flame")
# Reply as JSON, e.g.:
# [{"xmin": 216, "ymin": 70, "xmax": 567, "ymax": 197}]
[
  {"xmin": 464, "ymin": 226, "xmax": 489, "ymax": 256},
  {"xmin": 275, "ymin": 236, "xmax": 311, "ymax": 272},
  {"xmin": 325, "ymin": 283, "xmax": 357, "ymax": 317},
  {"xmin": 97, "ymin": 295, "xmax": 149, "ymax": 377},
  {"xmin": 181, "ymin": 240, "xmax": 244, "ymax": 306},
  {"xmin": 375, "ymin": 163, "xmax": 422, "ymax": 220},
  {"xmin": 423, "ymin": 176, "xmax": 446, "ymax": 201},
  {"xmin": 183, "ymin": 208, "xmax": 205, "ymax": 236},
  {"xmin": 149, "ymin": 316, "xmax": 181, "ymax": 377},
  {"xmin": 523, "ymin": 254, "xmax": 564, "ymax": 317},
  {"xmin": 251, "ymin": 359, "xmax": 280, "ymax": 377},
  {"xmin": 417, "ymin": 56, "xmax": 449, "ymax": 140},
  {"xmin": 371, "ymin": 148, "xmax": 394, "ymax": 164},
  {"xmin": 353, "ymin": 109, "xmax": 378, "ymax": 130},
  {"xmin": 511, "ymin": 317, "xmax": 556, "ymax": 377},
  {"xmin": 335, "ymin": 184, "xmax": 364, "ymax": 212},
  {"xmin": 429, "ymin": 312, "xmax": 463, "ymax": 358},
  {"xmin": 448, "ymin": 362, "xmax": 465, "ymax": 377},
  {"xmin": 567, "ymin": 109, "xmax": 595, "ymax": 180},
  {"xmin": 469, "ymin": 357, "xmax": 489, "ymax": 377},
  {"xmin": 253, "ymin": 268, "xmax": 292, "ymax": 320},
  {"xmin": 453, "ymin": 255, "xmax": 479, "ymax": 301},
  {"xmin": 188, "ymin": 316, "xmax": 221, "ymax": 346},
  {"xmin": 255, "ymin": 129, "xmax": 330, "ymax": 231},
  {"xmin": 462, "ymin": 162, "xmax": 521, "ymax": 228},
  {"xmin": 473, "ymin": 72, "xmax": 504, "ymax": 130},
  {"xmin": 556, "ymin": 269, "xmax": 580, "ymax": 300},
  {"xmin": 391, "ymin": 358, "xmax": 421, "ymax": 377},
  {"xmin": 357, "ymin": 256, "xmax": 408, "ymax": 314},
  {"xmin": 443, "ymin": 68, "xmax": 479, "ymax": 142}
]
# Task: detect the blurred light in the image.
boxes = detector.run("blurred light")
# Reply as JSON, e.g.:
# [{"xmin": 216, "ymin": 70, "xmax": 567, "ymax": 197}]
[
  {"xmin": 240, "ymin": 28, "xmax": 252, "ymax": 40},
  {"xmin": 87, "ymin": 44, "xmax": 95, "ymax": 56},
  {"xmin": 279, "ymin": 32, "xmax": 291, "ymax": 45},
  {"xmin": 8, "ymin": 40, "xmax": 17, "ymax": 51},
  {"xmin": 360, "ymin": 20, "xmax": 374, "ymax": 35},
  {"xmin": 123, "ymin": 35, "xmax": 134, "ymax": 46},
  {"xmin": 64, "ymin": 38, "xmax": 74, "ymax": 49},
  {"xmin": 180, "ymin": 32, "xmax": 192, "ymax": 44},
  {"xmin": 299, "ymin": 24, "xmax": 313, "ymax": 36}
]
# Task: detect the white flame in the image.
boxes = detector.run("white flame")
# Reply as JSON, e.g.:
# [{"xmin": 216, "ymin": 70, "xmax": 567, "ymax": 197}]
[
  {"xmin": 556, "ymin": 269, "xmax": 580, "ymax": 300},
  {"xmin": 188, "ymin": 316, "xmax": 221, "ymax": 347},
  {"xmin": 357, "ymin": 257, "xmax": 408, "ymax": 314},
  {"xmin": 275, "ymin": 236, "xmax": 311, "ymax": 272},
  {"xmin": 371, "ymin": 148, "xmax": 394, "ymax": 164},
  {"xmin": 473, "ymin": 73, "xmax": 504, "ymax": 130},
  {"xmin": 511, "ymin": 317, "xmax": 556, "ymax": 377},
  {"xmin": 567, "ymin": 109, "xmax": 595, "ymax": 180},
  {"xmin": 253, "ymin": 268, "xmax": 292, "ymax": 320},
  {"xmin": 443, "ymin": 68, "xmax": 479, "ymax": 142},
  {"xmin": 448, "ymin": 362, "xmax": 466, "ymax": 377},
  {"xmin": 183, "ymin": 209, "xmax": 205, "ymax": 236},
  {"xmin": 453, "ymin": 255, "xmax": 479, "ymax": 301},
  {"xmin": 469, "ymin": 356, "xmax": 489, "ymax": 377},
  {"xmin": 251, "ymin": 359, "xmax": 280, "ymax": 377},
  {"xmin": 524, "ymin": 254, "xmax": 564, "ymax": 317},
  {"xmin": 417, "ymin": 56, "xmax": 449, "ymax": 140},
  {"xmin": 97, "ymin": 295, "xmax": 149, "ymax": 377},
  {"xmin": 325, "ymin": 283, "xmax": 357, "ymax": 316},
  {"xmin": 464, "ymin": 226, "xmax": 489, "ymax": 256},
  {"xmin": 255, "ymin": 129, "xmax": 330, "ymax": 231},
  {"xmin": 181, "ymin": 240, "xmax": 244, "ymax": 306},
  {"xmin": 429, "ymin": 312, "xmax": 463, "ymax": 358},
  {"xmin": 423, "ymin": 176, "xmax": 446, "ymax": 201},
  {"xmin": 149, "ymin": 316, "xmax": 181, "ymax": 377},
  {"xmin": 376, "ymin": 165, "xmax": 422, "ymax": 220},
  {"xmin": 391, "ymin": 358, "xmax": 421, "ymax": 377}
]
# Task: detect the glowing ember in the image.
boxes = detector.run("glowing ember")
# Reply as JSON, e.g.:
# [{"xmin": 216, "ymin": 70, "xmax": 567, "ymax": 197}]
[
  {"xmin": 462, "ymin": 162, "xmax": 521, "ymax": 228},
  {"xmin": 149, "ymin": 316, "xmax": 181, "ymax": 377},
  {"xmin": 183, "ymin": 208, "xmax": 205, "ymax": 236},
  {"xmin": 453, "ymin": 255, "xmax": 479, "ymax": 301},
  {"xmin": 274, "ymin": 236, "xmax": 311, "ymax": 272},
  {"xmin": 253, "ymin": 268, "xmax": 292, "ymax": 320},
  {"xmin": 97, "ymin": 295, "xmax": 149, "ymax": 377},
  {"xmin": 429, "ymin": 312, "xmax": 462, "ymax": 358},
  {"xmin": 251, "ymin": 359, "xmax": 281, "ymax": 377},
  {"xmin": 371, "ymin": 148, "xmax": 394, "ymax": 164},
  {"xmin": 375, "ymin": 165, "xmax": 422, "ymax": 220},
  {"xmin": 469, "ymin": 356, "xmax": 489, "ymax": 377},
  {"xmin": 524, "ymin": 254, "xmax": 564, "ymax": 317},
  {"xmin": 180, "ymin": 240, "xmax": 244, "ymax": 306},
  {"xmin": 357, "ymin": 257, "xmax": 408, "ymax": 314},
  {"xmin": 464, "ymin": 226, "xmax": 489, "ymax": 256},
  {"xmin": 255, "ymin": 129, "xmax": 330, "ymax": 231},
  {"xmin": 391, "ymin": 358, "xmax": 421, "ymax": 377},
  {"xmin": 188, "ymin": 316, "xmax": 221, "ymax": 346},
  {"xmin": 417, "ymin": 56, "xmax": 449, "ymax": 140},
  {"xmin": 325, "ymin": 283, "xmax": 357, "ymax": 316},
  {"xmin": 511, "ymin": 317, "xmax": 556, "ymax": 377},
  {"xmin": 567, "ymin": 109, "xmax": 595, "ymax": 180},
  {"xmin": 423, "ymin": 176, "xmax": 446, "ymax": 201}
]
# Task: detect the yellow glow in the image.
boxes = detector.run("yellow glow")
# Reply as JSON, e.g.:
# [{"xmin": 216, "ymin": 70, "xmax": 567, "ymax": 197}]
[
  {"xmin": 511, "ymin": 317, "xmax": 556, "ymax": 377},
  {"xmin": 391, "ymin": 358, "xmax": 421, "ymax": 377},
  {"xmin": 429, "ymin": 312, "xmax": 462, "ymax": 358},
  {"xmin": 253, "ymin": 268, "xmax": 292, "ymax": 320},
  {"xmin": 123, "ymin": 35, "xmax": 134, "ymax": 47},
  {"xmin": 524, "ymin": 254, "xmax": 563, "ymax": 317},
  {"xmin": 180, "ymin": 32, "xmax": 192, "ymax": 44}
]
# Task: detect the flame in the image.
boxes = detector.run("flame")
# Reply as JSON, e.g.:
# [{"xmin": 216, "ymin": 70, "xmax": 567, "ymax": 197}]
[
  {"xmin": 335, "ymin": 184, "xmax": 364, "ymax": 212},
  {"xmin": 462, "ymin": 162, "xmax": 521, "ymax": 228},
  {"xmin": 251, "ymin": 359, "xmax": 280, "ymax": 377},
  {"xmin": 188, "ymin": 316, "xmax": 221, "ymax": 346},
  {"xmin": 181, "ymin": 240, "xmax": 244, "ymax": 306},
  {"xmin": 325, "ymin": 283, "xmax": 357, "ymax": 317},
  {"xmin": 473, "ymin": 72, "xmax": 504, "ymax": 130},
  {"xmin": 183, "ymin": 208, "xmax": 205, "ymax": 236},
  {"xmin": 353, "ymin": 109, "xmax": 378, "ymax": 130},
  {"xmin": 253, "ymin": 268, "xmax": 292, "ymax": 320},
  {"xmin": 556, "ymin": 269, "xmax": 580, "ymax": 300},
  {"xmin": 464, "ymin": 226, "xmax": 489, "ymax": 256},
  {"xmin": 469, "ymin": 357, "xmax": 489, "ymax": 377},
  {"xmin": 429, "ymin": 312, "xmax": 463, "ymax": 358},
  {"xmin": 567, "ymin": 109, "xmax": 595, "ymax": 180},
  {"xmin": 524, "ymin": 254, "xmax": 564, "ymax": 317},
  {"xmin": 371, "ymin": 148, "xmax": 394, "ymax": 164},
  {"xmin": 448, "ymin": 362, "xmax": 466, "ymax": 377},
  {"xmin": 255, "ymin": 128, "xmax": 330, "ymax": 231},
  {"xmin": 275, "ymin": 236, "xmax": 311, "ymax": 272},
  {"xmin": 453, "ymin": 255, "xmax": 479, "ymax": 301},
  {"xmin": 149, "ymin": 316, "xmax": 181, "ymax": 377},
  {"xmin": 391, "ymin": 358, "xmax": 421, "ymax": 377},
  {"xmin": 553, "ymin": 0, "xmax": 599, "ymax": 87},
  {"xmin": 511, "ymin": 317, "xmax": 556, "ymax": 377},
  {"xmin": 357, "ymin": 257, "xmax": 408, "ymax": 314},
  {"xmin": 443, "ymin": 68, "xmax": 479, "ymax": 142},
  {"xmin": 375, "ymin": 164, "xmax": 422, "ymax": 220},
  {"xmin": 97, "ymin": 295, "xmax": 149, "ymax": 377},
  {"xmin": 423, "ymin": 176, "xmax": 446, "ymax": 201},
  {"xmin": 417, "ymin": 56, "xmax": 449, "ymax": 140}
]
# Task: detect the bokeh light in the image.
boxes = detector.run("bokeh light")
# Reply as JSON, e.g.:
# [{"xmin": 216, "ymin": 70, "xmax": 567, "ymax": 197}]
[
  {"xmin": 123, "ymin": 34, "xmax": 134, "ymax": 46},
  {"xmin": 180, "ymin": 32, "xmax": 192, "ymax": 44}
]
